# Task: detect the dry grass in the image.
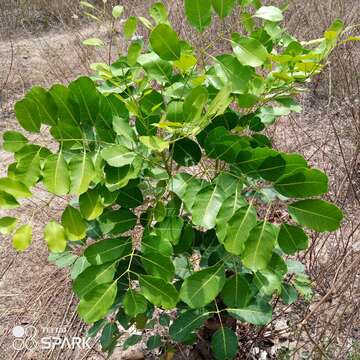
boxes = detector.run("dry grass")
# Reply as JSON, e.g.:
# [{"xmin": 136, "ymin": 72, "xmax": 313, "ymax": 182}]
[{"xmin": 0, "ymin": 1, "xmax": 360, "ymax": 359}]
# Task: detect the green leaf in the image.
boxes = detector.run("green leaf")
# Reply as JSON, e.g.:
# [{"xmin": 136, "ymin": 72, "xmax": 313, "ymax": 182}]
[
  {"xmin": 3, "ymin": 131, "xmax": 28, "ymax": 152},
  {"xmin": 14, "ymin": 97, "xmax": 41, "ymax": 132},
  {"xmin": 124, "ymin": 16, "xmax": 137, "ymax": 39},
  {"xmin": 155, "ymin": 216, "xmax": 184, "ymax": 245},
  {"xmin": 123, "ymin": 334, "xmax": 142, "ymax": 350},
  {"xmin": 221, "ymin": 274, "xmax": 252, "ymax": 308},
  {"xmin": 169, "ymin": 310, "xmax": 210, "ymax": 342},
  {"xmin": 241, "ymin": 222, "xmax": 278, "ymax": 271},
  {"xmin": 227, "ymin": 300, "xmax": 272, "ymax": 325},
  {"xmin": 117, "ymin": 186, "xmax": 143, "ymax": 209},
  {"xmin": 141, "ymin": 233, "xmax": 173, "ymax": 257},
  {"xmin": 180, "ymin": 264, "xmax": 225, "ymax": 308},
  {"xmin": 191, "ymin": 185, "xmax": 227, "ymax": 229},
  {"xmin": 12, "ymin": 151, "xmax": 41, "ymax": 187},
  {"xmin": 172, "ymin": 138, "xmax": 202, "ymax": 166},
  {"xmin": 149, "ymin": 24, "xmax": 181, "ymax": 60},
  {"xmin": 61, "ymin": 206, "xmax": 87, "ymax": 241},
  {"xmin": 211, "ymin": 0, "xmax": 236, "ymax": 19},
  {"xmin": 69, "ymin": 76, "xmax": 99, "ymax": 126},
  {"xmin": 26, "ymin": 86, "xmax": 58, "ymax": 126},
  {"xmin": 137, "ymin": 52, "xmax": 172, "ymax": 83},
  {"xmin": 231, "ymin": 33, "xmax": 268, "ymax": 67},
  {"xmin": 0, "ymin": 217, "xmax": 17, "ymax": 235},
  {"xmin": 44, "ymin": 221, "xmax": 67, "ymax": 253},
  {"xmin": 98, "ymin": 209, "xmax": 137, "ymax": 235},
  {"xmin": 49, "ymin": 84, "xmax": 79, "ymax": 127},
  {"xmin": 254, "ymin": 6, "xmax": 283, "ymax": 22},
  {"xmin": 78, "ymin": 281, "xmax": 118, "ymax": 323},
  {"xmin": 112, "ymin": 5, "xmax": 124, "ymax": 19},
  {"xmin": 139, "ymin": 136, "xmax": 169, "ymax": 152},
  {"xmin": 254, "ymin": 269, "xmax": 281, "ymax": 296},
  {"xmin": 123, "ymin": 289, "xmax": 148, "ymax": 317},
  {"xmin": 141, "ymin": 252, "xmax": 175, "ymax": 282},
  {"xmin": 169, "ymin": 173, "xmax": 206, "ymax": 212},
  {"xmin": 184, "ymin": 0, "xmax": 212, "ymax": 32},
  {"xmin": 280, "ymin": 283, "xmax": 298, "ymax": 305},
  {"xmin": 84, "ymin": 237, "xmax": 132, "ymax": 265},
  {"xmin": 12, "ymin": 224, "xmax": 32, "ymax": 251},
  {"xmin": 79, "ymin": 188, "xmax": 104, "ymax": 221},
  {"xmin": 216, "ymin": 190, "xmax": 247, "ymax": 243},
  {"xmin": 147, "ymin": 335, "xmax": 162, "ymax": 350},
  {"xmin": 100, "ymin": 322, "xmax": 120, "ymax": 352},
  {"xmin": 258, "ymin": 154, "xmax": 286, "ymax": 182},
  {"xmin": 149, "ymin": 2, "xmax": 168, "ymax": 24},
  {"xmin": 0, "ymin": 191, "xmax": 19, "ymax": 209},
  {"xmin": 43, "ymin": 153, "xmax": 70, "ymax": 196},
  {"xmin": 223, "ymin": 205, "xmax": 257, "ymax": 255},
  {"xmin": 215, "ymin": 54, "xmax": 253, "ymax": 94},
  {"xmin": 274, "ymin": 168, "xmax": 328, "ymax": 198},
  {"xmin": 139, "ymin": 275, "xmax": 179, "ymax": 309},
  {"xmin": 69, "ymin": 153, "xmax": 95, "ymax": 195},
  {"xmin": 288, "ymin": 200, "xmax": 343, "ymax": 232},
  {"xmin": 0, "ymin": 178, "xmax": 31, "ymax": 198},
  {"xmin": 183, "ymin": 86, "xmax": 208, "ymax": 123},
  {"xmin": 278, "ymin": 224, "xmax": 308, "ymax": 255},
  {"xmin": 211, "ymin": 327, "xmax": 238, "ymax": 360},
  {"xmin": 70, "ymin": 256, "xmax": 90, "ymax": 280},
  {"xmin": 83, "ymin": 38, "xmax": 105, "ymax": 47},
  {"xmin": 127, "ymin": 39, "xmax": 143, "ymax": 66},
  {"xmin": 74, "ymin": 262, "xmax": 117, "ymax": 297},
  {"xmin": 101, "ymin": 145, "xmax": 136, "ymax": 167}
]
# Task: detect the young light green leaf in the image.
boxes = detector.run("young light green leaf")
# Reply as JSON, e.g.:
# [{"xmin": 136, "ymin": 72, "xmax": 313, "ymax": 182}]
[
  {"xmin": 44, "ymin": 221, "xmax": 67, "ymax": 253},
  {"xmin": 79, "ymin": 187, "xmax": 104, "ymax": 221},
  {"xmin": 123, "ymin": 16, "xmax": 137, "ymax": 39},
  {"xmin": 61, "ymin": 206, "xmax": 87, "ymax": 241},
  {"xmin": 254, "ymin": 6, "xmax": 283, "ymax": 22},
  {"xmin": 149, "ymin": 2, "xmax": 169, "ymax": 24},
  {"xmin": 180, "ymin": 264, "xmax": 225, "ymax": 308},
  {"xmin": 231, "ymin": 33, "xmax": 268, "ymax": 67},
  {"xmin": 211, "ymin": 327, "xmax": 238, "ymax": 360},
  {"xmin": 149, "ymin": 24, "xmax": 181, "ymax": 60},
  {"xmin": 12, "ymin": 224, "xmax": 32, "ymax": 251},
  {"xmin": 139, "ymin": 275, "xmax": 179, "ymax": 309},
  {"xmin": 0, "ymin": 191, "xmax": 19, "ymax": 209},
  {"xmin": 83, "ymin": 38, "xmax": 105, "ymax": 47},
  {"xmin": 69, "ymin": 153, "xmax": 95, "ymax": 195},
  {"xmin": 112, "ymin": 5, "xmax": 124, "ymax": 19},
  {"xmin": 0, "ymin": 217, "xmax": 17, "ymax": 235},
  {"xmin": 288, "ymin": 200, "xmax": 343, "ymax": 232},
  {"xmin": 78, "ymin": 281, "xmax": 118, "ymax": 323},
  {"xmin": 184, "ymin": 0, "xmax": 212, "ymax": 32},
  {"xmin": 0, "ymin": 178, "xmax": 31, "ymax": 198},
  {"xmin": 139, "ymin": 136, "xmax": 169, "ymax": 152},
  {"xmin": 101, "ymin": 145, "xmax": 136, "ymax": 167},
  {"xmin": 43, "ymin": 153, "xmax": 70, "ymax": 196}
]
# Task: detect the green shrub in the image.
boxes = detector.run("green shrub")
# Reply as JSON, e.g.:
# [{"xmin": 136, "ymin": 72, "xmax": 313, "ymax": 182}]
[{"xmin": 1, "ymin": 0, "xmax": 355, "ymax": 357}]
